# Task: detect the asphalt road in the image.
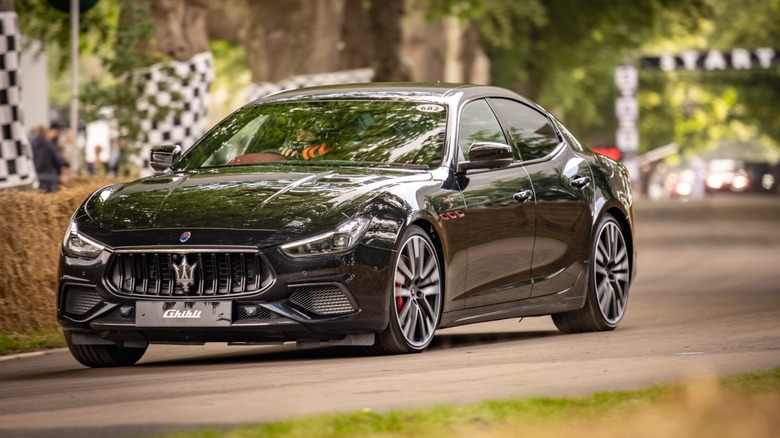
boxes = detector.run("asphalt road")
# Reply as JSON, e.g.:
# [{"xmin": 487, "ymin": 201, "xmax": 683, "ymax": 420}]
[{"xmin": 1, "ymin": 194, "xmax": 779, "ymax": 438}]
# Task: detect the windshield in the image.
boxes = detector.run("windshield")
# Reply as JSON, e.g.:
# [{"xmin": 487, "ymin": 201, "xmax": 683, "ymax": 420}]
[{"xmin": 175, "ymin": 100, "xmax": 447, "ymax": 170}]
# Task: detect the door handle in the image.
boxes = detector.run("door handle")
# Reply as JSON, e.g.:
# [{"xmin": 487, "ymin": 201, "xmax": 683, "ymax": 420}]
[
  {"xmin": 570, "ymin": 175, "xmax": 591, "ymax": 189},
  {"xmin": 513, "ymin": 189, "xmax": 533, "ymax": 202}
]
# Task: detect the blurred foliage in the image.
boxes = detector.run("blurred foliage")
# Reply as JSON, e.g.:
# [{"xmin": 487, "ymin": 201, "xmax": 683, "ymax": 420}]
[
  {"xmin": 430, "ymin": 0, "xmax": 778, "ymax": 160},
  {"xmin": 425, "ymin": 0, "xmax": 547, "ymax": 50},
  {"xmin": 19, "ymin": 0, "xmax": 183, "ymax": 142},
  {"xmin": 707, "ymin": 0, "xmax": 780, "ymax": 48},
  {"xmin": 637, "ymin": 0, "xmax": 780, "ymax": 158},
  {"xmin": 461, "ymin": 0, "xmax": 710, "ymax": 147},
  {"xmin": 17, "ymin": 0, "xmax": 117, "ymax": 74},
  {"xmin": 79, "ymin": 0, "xmax": 168, "ymax": 142},
  {"xmin": 208, "ymin": 39, "xmax": 252, "ymax": 125},
  {"xmin": 17, "ymin": 0, "xmax": 780, "ymax": 158},
  {"xmin": 641, "ymin": 69, "xmax": 780, "ymax": 159}
]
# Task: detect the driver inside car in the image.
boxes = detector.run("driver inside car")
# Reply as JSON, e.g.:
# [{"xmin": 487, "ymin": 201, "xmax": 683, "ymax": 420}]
[{"xmin": 278, "ymin": 128, "xmax": 334, "ymax": 160}]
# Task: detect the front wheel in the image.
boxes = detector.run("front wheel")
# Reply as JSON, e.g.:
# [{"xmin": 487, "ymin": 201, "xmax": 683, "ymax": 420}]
[
  {"xmin": 373, "ymin": 226, "xmax": 442, "ymax": 354},
  {"xmin": 65, "ymin": 331, "xmax": 147, "ymax": 367},
  {"xmin": 552, "ymin": 213, "xmax": 631, "ymax": 333}
]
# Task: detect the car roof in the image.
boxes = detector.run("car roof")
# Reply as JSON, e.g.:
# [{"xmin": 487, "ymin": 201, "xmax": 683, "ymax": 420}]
[{"xmin": 253, "ymin": 82, "xmax": 533, "ymax": 107}]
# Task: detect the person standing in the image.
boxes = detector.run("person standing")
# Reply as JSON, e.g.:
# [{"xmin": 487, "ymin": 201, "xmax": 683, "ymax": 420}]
[{"xmin": 31, "ymin": 123, "xmax": 69, "ymax": 193}]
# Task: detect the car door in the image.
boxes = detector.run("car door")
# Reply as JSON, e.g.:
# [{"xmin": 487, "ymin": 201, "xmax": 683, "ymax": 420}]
[
  {"xmin": 457, "ymin": 99, "xmax": 537, "ymax": 308},
  {"xmin": 489, "ymin": 98, "xmax": 594, "ymax": 299}
]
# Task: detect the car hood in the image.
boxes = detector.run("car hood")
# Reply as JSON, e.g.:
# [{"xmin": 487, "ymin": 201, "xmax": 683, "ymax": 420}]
[{"xmin": 85, "ymin": 166, "xmax": 429, "ymax": 237}]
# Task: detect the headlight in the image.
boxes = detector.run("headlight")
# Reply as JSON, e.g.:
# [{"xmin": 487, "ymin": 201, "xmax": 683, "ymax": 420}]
[
  {"xmin": 63, "ymin": 221, "xmax": 106, "ymax": 259},
  {"xmin": 281, "ymin": 217, "xmax": 370, "ymax": 257}
]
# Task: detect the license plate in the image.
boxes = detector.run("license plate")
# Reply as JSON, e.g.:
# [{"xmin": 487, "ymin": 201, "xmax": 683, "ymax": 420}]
[{"xmin": 136, "ymin": 301, "xmax": 232, "ymax": 327}]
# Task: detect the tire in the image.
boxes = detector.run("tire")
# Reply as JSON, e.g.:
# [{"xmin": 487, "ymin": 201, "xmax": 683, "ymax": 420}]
[
  {"xmin": 65, "ymin": 331, "xmax": 147, "ymax": 367},
  {"xmin": 552, "ymin": 213, "xmax": 630, "ymax": 333},
  {"xmin": 373, "ymin": 225, "xmax": 443, "ymax": 354}
]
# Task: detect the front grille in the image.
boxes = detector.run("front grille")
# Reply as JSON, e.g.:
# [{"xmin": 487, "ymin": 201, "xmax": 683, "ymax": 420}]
[
  {"xmin": 289, "ymin": 285, "xmax": 356, "ymax": 316},
  {"xmin": 107, "ymin": 252, "xmax": 269, "ymax": 297},
  {"xmin": 63, "ymin": 286, "xmax": 103, "ymax": 317}
]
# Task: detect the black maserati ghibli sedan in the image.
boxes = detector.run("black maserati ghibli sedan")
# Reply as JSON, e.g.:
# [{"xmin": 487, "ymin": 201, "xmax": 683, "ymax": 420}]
[{"xmin": 59, "ymin": 83, "xmax": 636, "ymax": 367}]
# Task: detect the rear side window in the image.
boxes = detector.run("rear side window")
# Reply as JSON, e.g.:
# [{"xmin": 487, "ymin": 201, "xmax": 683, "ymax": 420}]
[{"xmin": 490, "ymin": 98, "xmax": 560, "ymax": 161}]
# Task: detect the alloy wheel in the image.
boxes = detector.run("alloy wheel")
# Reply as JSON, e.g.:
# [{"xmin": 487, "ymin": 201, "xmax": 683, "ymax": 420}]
[
  {"xmin": 593, "ymin": 220, "xmax": 630, "ymax": 325},
  {"xmin": 393, "ymin": 234, "xmax": 442, "ymax": 348}
]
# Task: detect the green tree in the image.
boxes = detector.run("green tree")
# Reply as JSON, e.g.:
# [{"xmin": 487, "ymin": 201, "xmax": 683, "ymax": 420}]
[
  {"xmin": 639, "ymin": 0, "xmax": 780, "ymax": 157},
  {"xmin": 19, "ymin": 0, "xmax": 208, "ymax": 143},
  {"xmin": 426, "ymin": 0, "xmax": 709, "ymax": 145},
  {"xmin": 17, "ymin": 0, "xmax": 117, "ymax": 74}
]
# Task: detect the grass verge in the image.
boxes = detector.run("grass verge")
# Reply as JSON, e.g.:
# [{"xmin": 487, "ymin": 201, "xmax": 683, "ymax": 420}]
[
  {"xmin": 0, "ymin": 331, "xmax": 65, "ymax": 355},
  {"xmin": 156, "ymin": 367, "xmax": 780, "ymax": 438}
]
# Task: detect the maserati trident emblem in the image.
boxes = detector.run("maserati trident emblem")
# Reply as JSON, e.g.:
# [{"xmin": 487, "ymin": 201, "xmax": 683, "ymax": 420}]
[
  {"xmin": 179, "ymin": 231, "xmax": 192, "ymax": 243},
  {"xmin": 173, "ymin": 256, "xmax": 197, "ymax": 292}
]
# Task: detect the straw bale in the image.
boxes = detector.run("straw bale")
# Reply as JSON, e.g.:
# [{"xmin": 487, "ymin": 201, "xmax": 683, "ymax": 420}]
[{"xmin": 0, "ymin": 178, "xmax": 124, "ymax": 334}]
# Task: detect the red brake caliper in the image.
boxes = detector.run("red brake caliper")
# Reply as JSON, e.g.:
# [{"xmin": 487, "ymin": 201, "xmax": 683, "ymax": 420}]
[{"xmin": 395, "ymin": 284, "xmax": 404, "ymax": 312}]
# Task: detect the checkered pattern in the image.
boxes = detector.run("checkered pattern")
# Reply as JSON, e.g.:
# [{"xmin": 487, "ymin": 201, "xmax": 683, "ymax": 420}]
[
  {"xmin": 246, "ymin": 68, "xmax": 374, "ymax": 102},
  {"xmin": 0, "ymin": 12, "xmax": 35, "ymax": 189},
  {"xmin": 138, "ymin": 51, "xmax": 214, "ymax": 152}
]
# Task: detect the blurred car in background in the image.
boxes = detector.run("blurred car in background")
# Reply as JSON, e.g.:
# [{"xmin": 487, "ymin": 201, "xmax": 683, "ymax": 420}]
[
  {"xmin": 745, "ymin": 162, "xmax": 777, "ymax": 193},
  {"xmin": 667, "ymin": 167, "xmax": 697, "ymax": 198},
  {"xmin": 706, "ymin": 159, "xmax": 749, "ymax": 192},
  {"xmin": 659, "ymin": 156, "xmax": 706, "ymax": 200}
]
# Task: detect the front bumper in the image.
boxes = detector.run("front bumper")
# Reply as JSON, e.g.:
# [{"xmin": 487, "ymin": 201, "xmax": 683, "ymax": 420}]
[{"xmin": 58, "ymin": 242, "xmax": 393, "ymax": 347}]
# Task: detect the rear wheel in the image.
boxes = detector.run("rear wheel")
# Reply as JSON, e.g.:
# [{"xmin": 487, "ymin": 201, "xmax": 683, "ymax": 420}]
[
  {"xmin": 374, "ymin": 226, "xmax": 442, "ymax": 354},
  {"xmin": 65, "ymin": 331, "xmax": 147, "ymax": 367},
  {"xmin": 552, "ymin": 214, "xmax": 630, "ymax": 333}
]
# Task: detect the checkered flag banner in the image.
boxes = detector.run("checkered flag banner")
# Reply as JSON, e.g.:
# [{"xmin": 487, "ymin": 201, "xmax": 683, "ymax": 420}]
[
  {"xmin": 0, "ymin": 12, "xmax": 36, "ymax": 190},
  {"xmin": 137, "ymin": 51, "xmax": 214, "ymax": 153},
  {"xmin": 246, "ymin": 68, "xmax": 374, "ymax": 102}
]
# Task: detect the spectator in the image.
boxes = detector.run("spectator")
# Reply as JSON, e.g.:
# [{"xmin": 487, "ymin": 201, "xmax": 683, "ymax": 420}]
[
  {"xmin": 116, "ymin": 139, "xmax": 140, "ymax": 179},
  {"xmin": 689, "ymin": 155, "xmax": 707, "ymax": 199},
  {"xmin": 31, "ymin": 123, "xmax": 69, "ymax": 193},
  {"xmin": 87, "ymin": 145, "xmax": 108, "ymax": 176}
]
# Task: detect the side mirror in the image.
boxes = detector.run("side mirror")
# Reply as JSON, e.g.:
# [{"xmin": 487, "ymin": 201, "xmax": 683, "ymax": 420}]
[
  {"xmin": 457, "ymin": 142, "xmax": 513, "ymax": 172},
  {"xmin": 149, "ymin": 144, "xmax": 182, "ymax": 172}
]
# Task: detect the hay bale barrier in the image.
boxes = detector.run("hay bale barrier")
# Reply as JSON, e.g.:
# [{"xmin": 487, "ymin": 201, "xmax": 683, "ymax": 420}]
[{"xmin": 0, "ymin": 178, "xmax": 123, "ymax": 336}]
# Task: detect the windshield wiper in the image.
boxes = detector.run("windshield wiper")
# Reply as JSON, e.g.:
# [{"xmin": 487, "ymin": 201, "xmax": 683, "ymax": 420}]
[{"xmin": 364, "ymin": 162, "xmax": 429, "ymax": 170}]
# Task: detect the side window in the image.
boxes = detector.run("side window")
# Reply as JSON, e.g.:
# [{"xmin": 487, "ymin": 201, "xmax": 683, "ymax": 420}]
[
  {"xmin": 457, "ymin": 99, "xmax": 508, "ymax": 157},
  {"xmin": 490, "ymin": 98, "xmax": 560, "ymax": 161}
]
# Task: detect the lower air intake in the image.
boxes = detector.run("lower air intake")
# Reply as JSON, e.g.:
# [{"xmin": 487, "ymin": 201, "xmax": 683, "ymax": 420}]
[
  {"xmin": 289, "ymin": 285, "xmax": 356, "ymax": 316},
  {"xmin": 63, "ymin": 286, "xmax": 103, "ymax": 317}
]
